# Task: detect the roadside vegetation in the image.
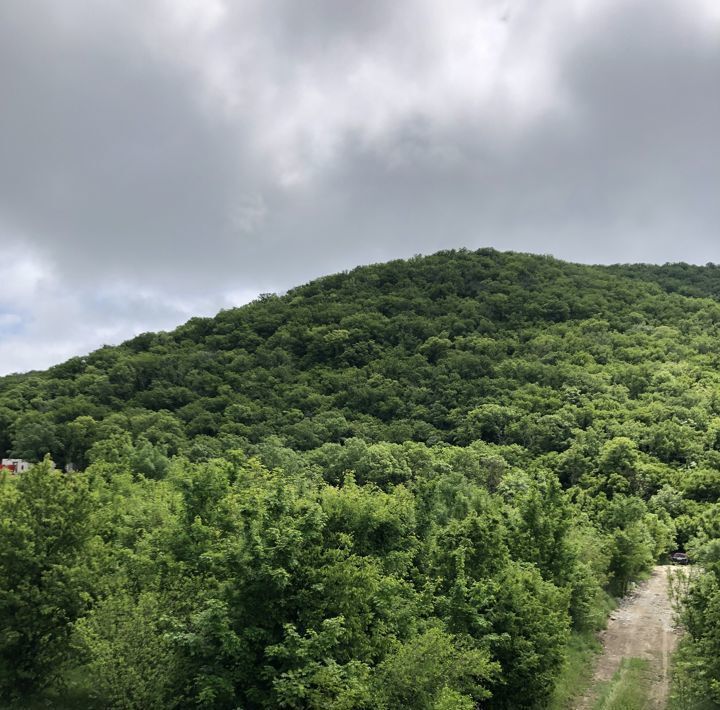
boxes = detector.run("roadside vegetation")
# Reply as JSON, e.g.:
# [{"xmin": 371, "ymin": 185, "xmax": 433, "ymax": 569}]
[
  {"xmin": 669, "ymin": 542, "xmax": 720, "ymax": 708},
  {"xmin": 593, "ymin": 658, "xmax": 653, "ymax": 710}
]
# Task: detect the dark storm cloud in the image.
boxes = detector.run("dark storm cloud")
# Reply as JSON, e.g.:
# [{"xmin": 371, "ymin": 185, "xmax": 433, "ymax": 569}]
[
  {"xmin": 0, "ymin": 2, "xmax": 259, "ymax": 285},
  {"xmin": 0, "ymin": 0, "xmax": 718, "ymax": 373},
  {"xmin": 273, "ymin": 0, "xmax": 720, "ymax": 271}
]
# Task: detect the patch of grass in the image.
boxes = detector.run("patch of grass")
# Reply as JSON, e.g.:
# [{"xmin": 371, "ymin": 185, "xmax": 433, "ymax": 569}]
[
  {"xmin": 592, "ymin": 657, "xmax": 652, "ymax": 710},
  {"xmin": 635, "ymin": 567, "xmax": 653, "ymax": 585},
  {"xmin": 549, "ymin": 591, "xmax": 617, "ymax": 710},
  {"xmin": 548, "ymin": 630, "xmax": 603, "ymax": 709},
  {"xmin": 591, "ymin": 589, "xmax": 620, "ymax": 629}
]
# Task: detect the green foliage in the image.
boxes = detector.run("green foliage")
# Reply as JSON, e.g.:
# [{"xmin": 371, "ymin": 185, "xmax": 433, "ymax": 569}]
[
  {"xmin": 266, "ymin": 619, "xmax": 373, "ymax": 709},
  {"xmin": 2, "ymin": 249, "xmax": 720, "ymax": 705},
  {"xmin": 592, "ymin": 657, "xmax": 652, "ymax": 710},
  {"xmin": 10, "ymin": 412, "xmax": 59, "ymax": 462},
  {"xmin": 373, "ymin": 627, "xmax": 497, "ymax": 709},
  {"xmin": 482, "ymin": 563, "xmax": 571, "ymax": 708},
  {"xmin": 548, "ymin": 627, "xmax": 606, "ymax": 710},
  {"xmin": 0, "ymin": 461, "xmax": 94, "ymax": 698},
  {"xmin": 672, "ymin": 565, "xmax": 720, "ymax": 706},
  {"xmin": 74, "ymin": 592, "xmax": 176, "ymax": 710},
  {"xmin": 0, "ymin": 249, "xmax": 717, "ymax": 473}
]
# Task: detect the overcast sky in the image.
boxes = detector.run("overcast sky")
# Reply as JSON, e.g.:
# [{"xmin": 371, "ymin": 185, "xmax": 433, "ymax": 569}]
[{"xmin": 1, "ymin": 0, "xmax": 719, "ymax": 374}]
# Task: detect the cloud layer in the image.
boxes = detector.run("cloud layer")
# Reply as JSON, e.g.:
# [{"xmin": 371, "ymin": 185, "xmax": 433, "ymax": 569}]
[{"xmin": 1, "ymin": 0, "xmax": 718, "ymax": 373}]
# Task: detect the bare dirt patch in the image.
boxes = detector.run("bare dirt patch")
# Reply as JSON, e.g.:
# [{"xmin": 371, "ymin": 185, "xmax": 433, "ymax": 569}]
[{"xmin": 575, "ymin": 566, "xmax": 684, "ymax": 709}]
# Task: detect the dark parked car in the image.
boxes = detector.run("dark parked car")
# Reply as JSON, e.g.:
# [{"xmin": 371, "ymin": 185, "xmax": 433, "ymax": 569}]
[{"xmin": 669, "ymin": 551, "xmax": 690, "ymax": 565}]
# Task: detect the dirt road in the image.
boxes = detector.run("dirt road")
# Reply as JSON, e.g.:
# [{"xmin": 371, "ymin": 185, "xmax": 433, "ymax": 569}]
[{"xmin": 575, "ymin": 566, "xmax": 683, "ymax": 709}]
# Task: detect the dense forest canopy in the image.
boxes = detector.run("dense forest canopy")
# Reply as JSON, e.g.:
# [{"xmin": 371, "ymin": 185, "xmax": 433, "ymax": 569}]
[{"xmin": 1, "ymin": 248, "xmax": 719, "ymax": 708}]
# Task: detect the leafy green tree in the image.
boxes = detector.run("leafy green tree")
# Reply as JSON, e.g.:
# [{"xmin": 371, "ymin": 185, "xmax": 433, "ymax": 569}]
[
  {"xmin": 74, "ymin": 592, "xmax": 177, "ymax": 709},
  {"xmin": 10, "ymin": 411, "xmax": 60, "ymax": 462},
  {"xmin": 266, "ymin": 618, "xmax": 373, "ymax": 709},
  {"xmin": 480, "ymin": 563, "xmax": 570, "ymax": 709},
  {"xmin": 674, "ymin": 567, "xmax": 720, "ymax": 705},
  {"xmin": 0, "ymin": 460, "xmax": 94, "ymax": 697},
  {"xmin": 62, "ymin": 415, "xmax": 100, "ymax": 469},
  {"xmin": 373, "ymin": 627, "xmax": 497, "ymax": 709},
  {"xmin": 608, "ymin": 523, "xmax": 654, "ymax": 595}
]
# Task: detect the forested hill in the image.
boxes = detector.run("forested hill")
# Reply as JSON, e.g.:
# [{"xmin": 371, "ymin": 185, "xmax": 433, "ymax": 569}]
[
  {"xmin": 608, "ymin": 260, "xmax": 720, "ymax": 300},
  {"xmin": 4, "ymin": 248, "xmax": 720, "ymax": 471},
  {"xmin": 2, "ymin": 248, "xmax": 720, "ymax": 709}
]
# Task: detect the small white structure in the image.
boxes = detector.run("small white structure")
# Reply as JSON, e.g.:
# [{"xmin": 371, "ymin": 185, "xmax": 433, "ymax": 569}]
[{"xmin": 1, "ymin": 458, "xmax": 31, "ymax": 474}]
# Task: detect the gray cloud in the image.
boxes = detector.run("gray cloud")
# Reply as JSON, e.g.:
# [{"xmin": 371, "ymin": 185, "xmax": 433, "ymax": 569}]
[
  {"xmin": 0, "ymin": 0, "xmax": 718, "ymax": 373},
  {"xmin": 0, "ymin": 2, "xmax": 254, "ymax": 285}
]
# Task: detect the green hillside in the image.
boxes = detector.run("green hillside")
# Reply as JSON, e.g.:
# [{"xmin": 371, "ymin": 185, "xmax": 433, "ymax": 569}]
[
  {"xmin": 1, "ymin": 248, "xmax": 719, "ymax": 708},
  {"xmin": 4, "ymin": 248, "xmax": 720, "ymax": 469}
]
